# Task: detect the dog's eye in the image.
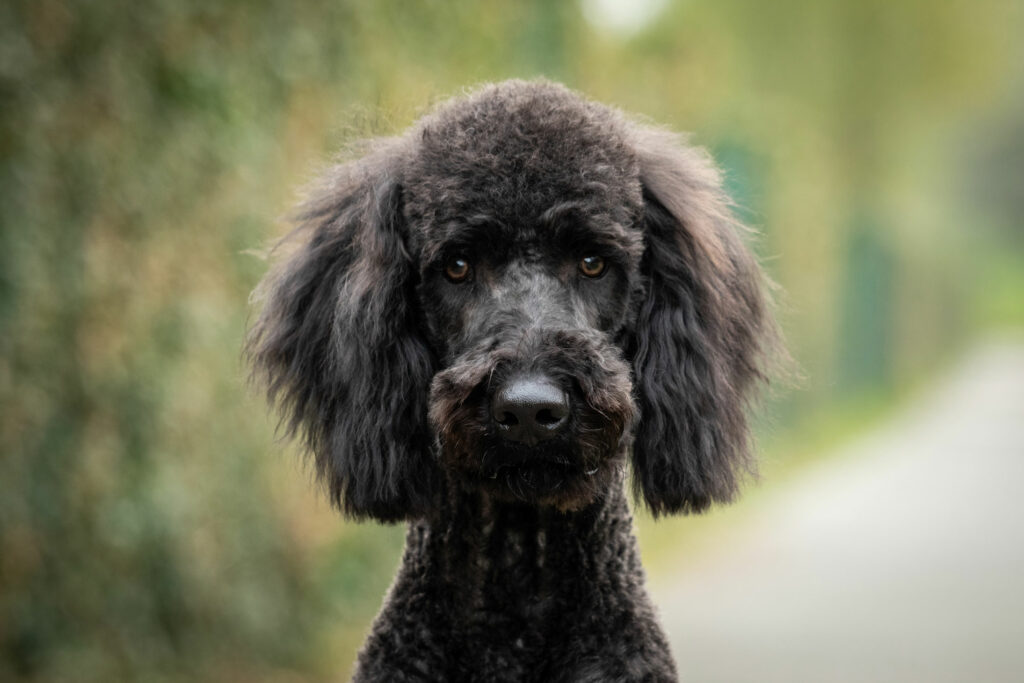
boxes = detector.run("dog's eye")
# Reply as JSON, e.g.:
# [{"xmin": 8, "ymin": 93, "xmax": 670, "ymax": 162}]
[
  {"xmin": 444, "ymin": 257, "xmax": 472, "ymax": 283},
  {"xmin": 578, "ymin": 255, "xmax": 606, "ymax": 278}
]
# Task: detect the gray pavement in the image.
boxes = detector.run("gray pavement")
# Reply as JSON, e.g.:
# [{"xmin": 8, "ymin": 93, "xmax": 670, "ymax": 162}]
[{"xmin": 649, "ymin": 342, "xmax": 1024, "ymax": 682}]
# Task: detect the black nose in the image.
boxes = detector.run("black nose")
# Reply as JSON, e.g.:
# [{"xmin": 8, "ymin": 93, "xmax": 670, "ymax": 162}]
[{"xmin": 491, "ymin": 376, "xmax": 570, "ymax": 445}]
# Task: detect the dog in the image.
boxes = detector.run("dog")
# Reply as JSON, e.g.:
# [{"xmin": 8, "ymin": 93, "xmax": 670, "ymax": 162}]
[{"xmin": 247, "ymin": 80, "xmax": 775, "ymax": 682}]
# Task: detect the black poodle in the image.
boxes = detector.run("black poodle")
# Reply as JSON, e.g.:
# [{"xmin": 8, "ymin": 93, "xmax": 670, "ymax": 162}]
[{"xmin": 247, "ymin": 80, "xmax": 775, "ymax": 682}]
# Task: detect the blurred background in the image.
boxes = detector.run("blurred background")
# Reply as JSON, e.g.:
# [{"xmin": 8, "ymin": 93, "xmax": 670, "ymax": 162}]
[{"xmin": 2, "ymin": 0, "xmax": 1022, "ymax": 681}]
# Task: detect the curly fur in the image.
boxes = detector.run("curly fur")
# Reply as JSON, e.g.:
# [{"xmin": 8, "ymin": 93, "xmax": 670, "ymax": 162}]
[{"xmin": 247, "ymin": 80, "xmax": 776, "ymax": 682}]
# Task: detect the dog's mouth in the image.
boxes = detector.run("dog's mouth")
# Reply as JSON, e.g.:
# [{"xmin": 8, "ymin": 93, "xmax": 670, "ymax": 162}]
[
  {"xmin": 452, "ymin": 402, "xmax": 629, "ymax": 509},
  {"xmin": 429, "ymin": 378, "xmax": 628, "ymax": 509},
  {"xmin": 477, "ymin": 441, "xmax": 620, "ymax": 510},
  {"xmin": 481, "ymin": 440, "xmax": 600, "ymax": 481},
  {"xmin": 484, "ymin": 458, "xmax": 601, "ymax": 479}
]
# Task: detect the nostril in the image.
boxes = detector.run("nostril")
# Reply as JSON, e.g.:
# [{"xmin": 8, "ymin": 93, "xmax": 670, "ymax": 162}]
[
  {"xmin": 497, "ymin": 412, "xmax": 519, "ymax": 427},
  {"xmin": 534, "ymin": 408, "xmax": 562, "ymax": 426}
]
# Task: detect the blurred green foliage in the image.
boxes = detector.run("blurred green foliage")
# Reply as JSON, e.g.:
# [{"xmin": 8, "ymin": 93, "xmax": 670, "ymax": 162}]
[{"xmin": 1, "ymin": 0, "xmax": 1021, "ymax": 680}]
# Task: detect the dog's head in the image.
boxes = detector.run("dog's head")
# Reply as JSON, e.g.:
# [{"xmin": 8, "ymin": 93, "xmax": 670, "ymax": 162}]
[{"xmin": 247, "ymin": 81, "xmax": 774, "ymax": 521}]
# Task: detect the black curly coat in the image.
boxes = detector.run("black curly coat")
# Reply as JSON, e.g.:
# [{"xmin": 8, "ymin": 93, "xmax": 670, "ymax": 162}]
[{"xmin": 247, "ymin": 80, "xmax": 775, "ymax": 682}]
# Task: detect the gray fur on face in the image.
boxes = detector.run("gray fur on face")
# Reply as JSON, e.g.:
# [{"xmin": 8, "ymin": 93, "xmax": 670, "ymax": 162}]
[{"xmin": 247, "ymin": 79, "xmax": 777, "ymax": 681}]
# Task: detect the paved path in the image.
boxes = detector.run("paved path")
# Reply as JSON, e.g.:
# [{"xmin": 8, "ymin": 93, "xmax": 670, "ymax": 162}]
[{"xmin": 649, "ymin": 342, "xmax": 1024, "ymax": 682}]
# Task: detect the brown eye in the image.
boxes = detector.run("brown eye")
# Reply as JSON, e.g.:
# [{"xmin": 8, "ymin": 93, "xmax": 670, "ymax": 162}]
[
  {"xmin": 444, "ymin": 257, "xmax": 472, "ymax": 283},
  {"xmin": 578, "ymin": 255, "xmax": 606, "ymax": 278}
]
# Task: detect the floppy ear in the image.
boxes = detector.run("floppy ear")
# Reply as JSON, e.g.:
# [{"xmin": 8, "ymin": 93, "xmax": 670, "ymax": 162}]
[
  {"xmin": 246, "ymin": 141, "xmax": 439, "ymax": 522},
  {"xmin": 628, "ymin": 128, "xmax": 775, "ymax": 516}
]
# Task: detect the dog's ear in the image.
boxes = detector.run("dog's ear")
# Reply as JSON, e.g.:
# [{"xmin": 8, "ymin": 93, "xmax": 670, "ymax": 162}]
[
  {"xmin": 628, "ymin": 127, "xmax": 774, "ymax": 516},
  {"xmin": 247, "ymin": 141, "xmax": 439, "ymax": 522}
]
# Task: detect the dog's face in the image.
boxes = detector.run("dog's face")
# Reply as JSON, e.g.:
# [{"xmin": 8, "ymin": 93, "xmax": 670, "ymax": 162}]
[
  {"xmin": 405, "ymin": 107, "xmax": 646, "ymax": 507},
  {"xmin": 248, "ymin": 81, "xmax": 773, "ymax": 521}
]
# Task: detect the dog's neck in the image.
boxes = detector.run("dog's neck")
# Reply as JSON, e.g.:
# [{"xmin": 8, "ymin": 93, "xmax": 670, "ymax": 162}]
[
  {"xmin": 357, "ymin": 473, "xmax": 677, "ymax": 680},
  {"xmin": 403, "ymin": 475, "xmax": 646, "ymax": 618}
]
